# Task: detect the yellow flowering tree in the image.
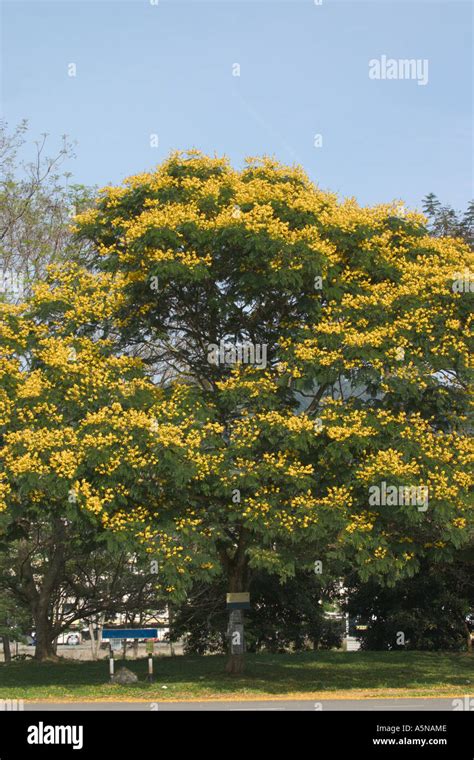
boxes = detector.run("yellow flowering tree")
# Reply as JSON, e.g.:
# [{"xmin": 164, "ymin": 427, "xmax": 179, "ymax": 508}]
[
  {"xmin": 70, "ymin": 152, "xmax": 473, "ymax": 670},
  {"xmin": 5, "ymin": 151, "xmax": 472, "ymax": 670},
  {"xmin": 0, "ymin": 295, "xmax": 225, "ymax": 659}
]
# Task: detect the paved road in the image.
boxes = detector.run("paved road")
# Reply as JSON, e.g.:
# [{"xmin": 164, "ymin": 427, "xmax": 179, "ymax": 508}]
[{"xmin": 24, "ymin": 698, "xmax": 460, "ymax": 711}]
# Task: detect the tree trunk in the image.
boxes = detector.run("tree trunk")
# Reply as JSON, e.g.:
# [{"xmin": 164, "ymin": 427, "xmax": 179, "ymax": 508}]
[
  {"xmin": 225, "ymin": 607, "xmax": 245, "ymax": 675},
  {"xmin": 222, "ymin": 531, "xmax": 249, "ymax": 675},
  {"xmin": 20, "ymin": 519, "xmax": 67, "ymax": 662},
  {"xmin": 2, "ymin": 635, "xmax": 11, "ymax": 663},
  {"xmin": 226, "ymin": 655, "xmax": 245, "ymax": 674},
  {"xmin": 168, "ymin": 604, "xmax": 175, "ymax": 656},
  {"xmin": 89, "ymin": 615, "xmax": 104, "ymax": 661},
  {"xmin": 34, "ymin": 612, "xmax": 59, "ymax": 661},
  {"xmin": 89, "ymin": 621, "xmax": 98, "ymax": 660}
]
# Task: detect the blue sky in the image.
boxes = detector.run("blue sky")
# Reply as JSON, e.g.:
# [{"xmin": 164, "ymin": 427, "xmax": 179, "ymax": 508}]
[{"xmin": 1, "ymin": 0, "xmax": 472, "ymax": 211}]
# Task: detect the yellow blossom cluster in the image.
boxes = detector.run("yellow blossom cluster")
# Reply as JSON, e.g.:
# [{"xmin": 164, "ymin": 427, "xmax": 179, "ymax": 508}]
[
  {"xmin": 356, "ymin": 448, "xmax": 421, "ymax": 482},
  {"xmin": 345, "ymin": 513, "xmax": 377, "ymax": 534}
]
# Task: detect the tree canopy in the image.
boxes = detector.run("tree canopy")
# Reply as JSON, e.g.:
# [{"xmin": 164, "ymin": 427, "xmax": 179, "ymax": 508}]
[
  {"xmin": 69, "ymin": 151, "xmax": 473, "ymax": 585},
  {"xmin": 1, "ymin": 151, "xmax": 472, "ymax": 664}
]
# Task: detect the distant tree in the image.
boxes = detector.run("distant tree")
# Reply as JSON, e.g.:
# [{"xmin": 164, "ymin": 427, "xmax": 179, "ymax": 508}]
[
  {"xmin": 422, "ymin": 193, "xmax": 473, "ymax": 247},
  {"xmin": 0, "ymin": 120, "xmax": 93, "ymax": 301}
]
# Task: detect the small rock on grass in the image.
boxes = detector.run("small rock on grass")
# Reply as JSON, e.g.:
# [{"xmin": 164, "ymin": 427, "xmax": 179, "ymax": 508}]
[{"xmin": 111, "ymin": 667, "xmax": 138, "ymax": 684}]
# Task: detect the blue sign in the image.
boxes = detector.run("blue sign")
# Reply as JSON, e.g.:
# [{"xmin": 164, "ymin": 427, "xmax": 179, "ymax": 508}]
[{"xmin": 102, "ymin": 628, "xmax": 158, "ymax": 639}]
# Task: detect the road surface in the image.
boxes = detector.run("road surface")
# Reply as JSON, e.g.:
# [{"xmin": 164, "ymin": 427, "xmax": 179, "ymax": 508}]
[{"xmin": 24, "ymin": 698, "xmax": 461, "ymax": 711}]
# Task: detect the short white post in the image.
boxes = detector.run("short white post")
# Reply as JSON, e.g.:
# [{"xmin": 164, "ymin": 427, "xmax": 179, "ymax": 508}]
[
  {"xmin": 109, "ymin": 646, "xmax": 115, "ymax": 681},
  {"xmin": 147, "ymin": 654, "xmax": 154, "ymax": 682}
]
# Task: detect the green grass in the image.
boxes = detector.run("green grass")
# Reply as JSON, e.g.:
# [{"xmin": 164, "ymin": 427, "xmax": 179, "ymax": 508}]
[{"xmin": 0, "ymin": 651, "xmax": 473, "ymax": 701}]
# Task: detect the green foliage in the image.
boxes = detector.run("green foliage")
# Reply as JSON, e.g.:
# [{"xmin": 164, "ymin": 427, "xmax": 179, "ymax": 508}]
[{"xmin": 346, "ymin": 554, "xmax": 474, "ymax": 651}]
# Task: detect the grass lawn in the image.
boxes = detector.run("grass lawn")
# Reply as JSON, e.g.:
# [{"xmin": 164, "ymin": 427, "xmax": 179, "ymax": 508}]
[{"xmin": 0, "ymin": 651, "xmax": 473, "ymax": 702}]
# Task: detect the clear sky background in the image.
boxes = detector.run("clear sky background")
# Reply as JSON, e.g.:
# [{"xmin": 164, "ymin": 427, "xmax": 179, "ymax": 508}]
[{"xmin": 1, "ymin": 0, "xmax": 472, "ymax": 211}]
